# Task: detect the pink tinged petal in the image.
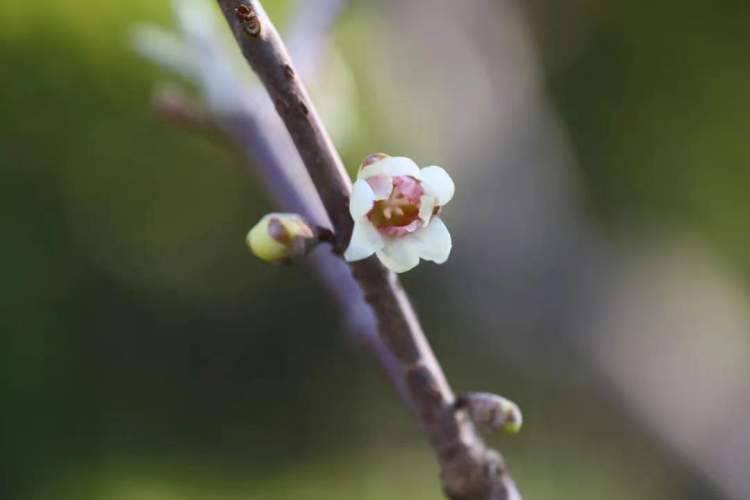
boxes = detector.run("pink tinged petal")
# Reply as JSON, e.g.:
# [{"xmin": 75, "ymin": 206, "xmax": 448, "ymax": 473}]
[
  {"xmin": 420, "ymin": 166, "xmax": 455, "ymax": 206},
  {"xmin": 350, "ymin": 179, "xmax": 375, "ymax": 218},
  {"xmin": 413, "ymin": 217, "xmax": 452, "ymax": 264},
  {"xmin": 376, "ymin": 236, "xmax": 421, "ymax": 273},
  {"xmin": 418, "ymin": 195, "xmax": 437, "ymax": 224},
  {"xmin": 359, "ymin": 156, "xmax": 420, "ymax": 181},
  {"xmin": 392, "ymin": 175, "xmax": 423, "ymax": 203},
  {"xmin": 379, "ymin": 218, "xmax": 422, "ymax": 237},
  {"xmin": 344, "ymin": 220, "xmax": 384, "ymax": 262},
  {"xmin": 366, "ymin": 175, "xmax": 394, "ymax": 200}
]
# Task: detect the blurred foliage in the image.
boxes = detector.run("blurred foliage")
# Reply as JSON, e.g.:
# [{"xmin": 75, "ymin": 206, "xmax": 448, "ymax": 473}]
[
  {"xmin": 547, "ymin": 1, "xmax": 750, "ymax": 278},
  {"xmin": 0, "ymin": 0, "xmax": 739, "ymax": 499}
]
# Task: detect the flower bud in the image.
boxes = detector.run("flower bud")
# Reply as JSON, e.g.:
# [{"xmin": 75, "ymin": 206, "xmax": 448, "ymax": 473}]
[
  {"xmin": 455, "ymin": 392, "xmax": 523, "ymax": 434},
  {"xmin": 246, "ymin": 213, "xmax": 315, "ymax": 263}
]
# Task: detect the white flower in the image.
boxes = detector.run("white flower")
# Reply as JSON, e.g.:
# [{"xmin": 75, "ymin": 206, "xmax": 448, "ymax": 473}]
[{"xmin": 344, "ymin": 154, "xmax": 454, "ymax": 273}]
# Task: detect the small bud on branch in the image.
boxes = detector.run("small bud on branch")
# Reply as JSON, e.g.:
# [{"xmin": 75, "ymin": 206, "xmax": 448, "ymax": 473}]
[
  {"xmin": 455, "ymin": 392, "xmax": 523, "ymax": 435},
  {"xmin": 247, "ymin": 213, "xmax": 327, "ymax": 263}
]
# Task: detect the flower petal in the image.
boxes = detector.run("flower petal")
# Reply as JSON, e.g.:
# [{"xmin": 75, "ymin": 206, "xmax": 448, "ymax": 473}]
[
  {"xmin": 344, "ymin": 219, "xmax": 384, "ymax": 262},
  {"xmin": 350, "ymin": 179, "xmax": 376, "ymax": 218},
  {"xmin": 359, "ymin": 156, "xmax": 420, "ymax": 180},
  {"xmin": 418, "ymin": 194, "xmax": 437, "ymax": 224},
  {"xmin": 413, "ymin": 217, "xmax": 452, "ymax": 264},
  {"xmin": 367, "ymin": 175, "xmax": 394, "ymax": 200},
  {"xmin": 420, "ymin": 166, "xmax": 455, "ymax": 206},
  {"xmin": 376, "ymin": 237, "xmax": 421, "ymax": 273}
]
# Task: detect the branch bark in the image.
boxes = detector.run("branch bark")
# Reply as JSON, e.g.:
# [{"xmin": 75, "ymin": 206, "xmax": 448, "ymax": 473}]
[{"xmin": 215, "ymin": 1, "xmax": 521, "ymax": 498}]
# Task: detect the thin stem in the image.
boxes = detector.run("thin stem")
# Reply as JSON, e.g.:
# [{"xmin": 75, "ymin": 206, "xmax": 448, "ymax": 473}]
[{"xmin": 214, "ymin": 1, "xmax": 522, "ymax": 498}]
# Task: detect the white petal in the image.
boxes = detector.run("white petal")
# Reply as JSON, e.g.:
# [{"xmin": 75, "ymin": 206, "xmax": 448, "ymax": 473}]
[
  {"xmin": 367, "ymin": 175, "xmax": 394, "ymax": 200},
  {"xmin": 350, "ymin": 179, "xmax": 376, "ymax": 218},
  {"xmin": 420, "ymin": 166, "xmax": 455, "ymax": 206},
  {"xmin": 413, "ymin": 217, "xmax": 452, "ymax": 264},
  {"xmin": 376, "ymin": 237, "xmax": 421, "ymax": 273},
  {"xmin": 418, "ymin": 195, "xmax": 437, "ymax": 224},
  {"xmin": 344, "ymin": 220, "xmax": 384, "ymax": 262},
  {"xmin": 359, "ymin": 156, "xmax": 420, "ymax": 180}
]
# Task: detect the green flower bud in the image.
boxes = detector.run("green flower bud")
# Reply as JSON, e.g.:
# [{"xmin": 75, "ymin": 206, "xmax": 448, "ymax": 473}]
[
  {"xmin": 500, "ymin": 399, "xmax": 523, "ymax": 434},
  {"xmin": 246, "ymin": 213, "xmax": 315, "ymax": 263},
  {"xmin": 455, "ymin": 392, "xmax": 523, "ymax": 435}
]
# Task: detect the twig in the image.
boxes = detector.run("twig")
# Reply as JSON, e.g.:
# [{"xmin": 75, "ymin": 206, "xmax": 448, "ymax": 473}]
[
  {"xmin": 223, "ymin": 1, "xmax": 353, "ymax": 250},
  {"xmin": 214, "ymin": 2, "xmax": 522, "ymax": 498}
]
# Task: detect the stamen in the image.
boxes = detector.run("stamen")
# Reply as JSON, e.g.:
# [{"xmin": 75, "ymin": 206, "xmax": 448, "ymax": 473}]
[{"xmin": 366, "ymin": 175, "xmax": 425, "ymax": 236}]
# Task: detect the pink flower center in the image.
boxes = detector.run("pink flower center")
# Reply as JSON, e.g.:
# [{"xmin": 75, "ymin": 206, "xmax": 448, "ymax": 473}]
[{"xmin": 367, "ymin": 175, "xmax": 424, "ymax": 237}]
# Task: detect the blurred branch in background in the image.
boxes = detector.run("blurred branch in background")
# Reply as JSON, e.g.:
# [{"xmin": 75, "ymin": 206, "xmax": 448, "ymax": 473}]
[
  {"xmin": 581, "ymin": 240, "xmax": 750, "ymax": 500},
  {"xmin": 133, "ymin": 0, "xmax": 394, "ymax": 385}
]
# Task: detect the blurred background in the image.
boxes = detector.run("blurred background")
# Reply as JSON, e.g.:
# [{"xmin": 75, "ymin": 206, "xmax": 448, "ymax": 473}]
[{"xmin": 3, "ymin": 0, "xmax": 750, "ymax": 498}]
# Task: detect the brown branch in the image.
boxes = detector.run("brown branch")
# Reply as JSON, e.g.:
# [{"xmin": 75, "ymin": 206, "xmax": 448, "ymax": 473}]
[
  {"xmin": 215, "ymin": 1, "xmax": 522, "ymax": 498},
  {"xmin": 222, "ymin": 1, "xmax": 353, "ymax": 250}
]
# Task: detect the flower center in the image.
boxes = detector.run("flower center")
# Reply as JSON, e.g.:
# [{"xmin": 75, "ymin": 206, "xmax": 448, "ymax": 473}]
[{"xmin": 367, "ymin": 176, "xmax": 423, "ymax": 236}]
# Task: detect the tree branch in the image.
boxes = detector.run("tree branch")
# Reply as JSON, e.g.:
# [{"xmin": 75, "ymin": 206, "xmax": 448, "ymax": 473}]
[
  {"xmin": 214, "ymin": 1, "xmax": 522, "ymax": 498},
  {"xmin": 219, "ymin": 1, "xmax": 353, "ymax": 250}
]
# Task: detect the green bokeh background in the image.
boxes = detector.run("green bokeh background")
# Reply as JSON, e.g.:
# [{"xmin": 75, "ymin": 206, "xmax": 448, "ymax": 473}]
[{"xmin": 2, "ymin": 1, "xmax": 747, "ymax": 498}]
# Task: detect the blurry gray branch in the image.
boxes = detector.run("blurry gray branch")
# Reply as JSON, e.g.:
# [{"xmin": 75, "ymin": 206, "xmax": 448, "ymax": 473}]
[
  {"xmin": 136, "ymin": 0, "xmax": 522, "ymax": 498},
  {"xmin": 133, "ymin": 0, "xmax": 391, "ymax": 376}
]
